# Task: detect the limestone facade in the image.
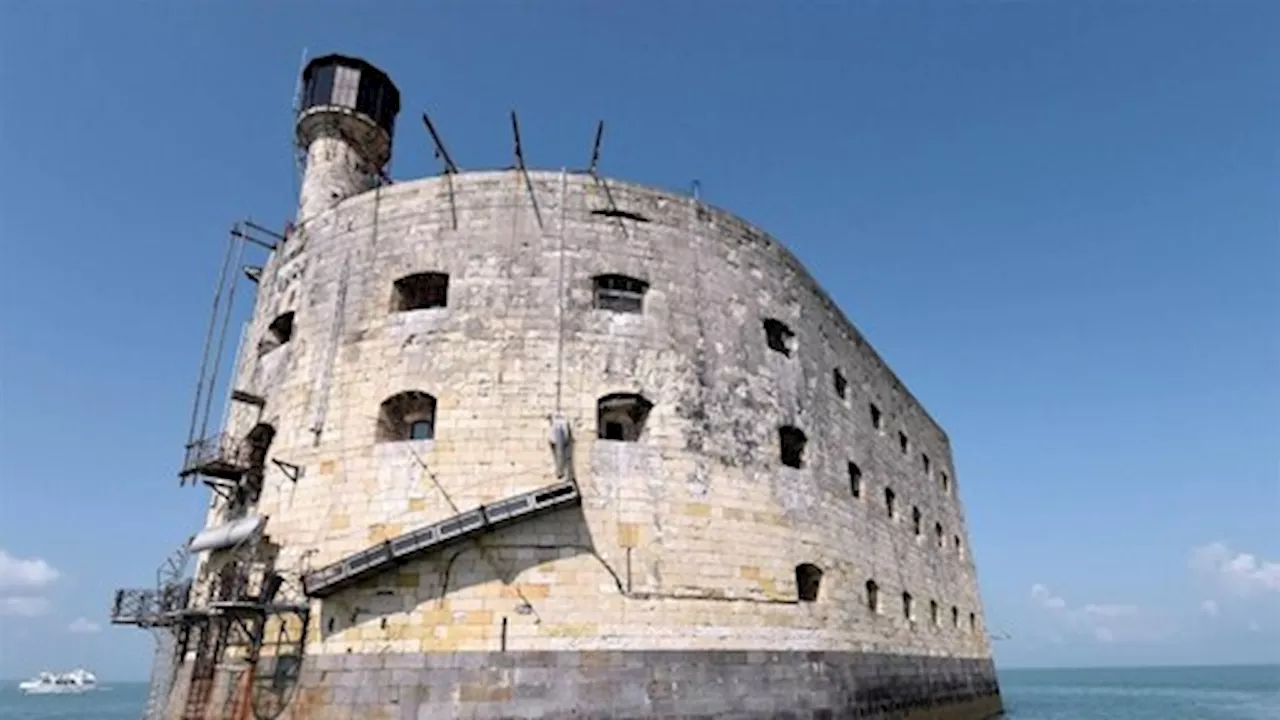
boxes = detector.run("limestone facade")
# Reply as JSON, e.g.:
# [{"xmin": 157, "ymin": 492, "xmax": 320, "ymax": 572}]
[{"xmin": 201, "ymin": 168, "xmax": 994, "ymax": 667}]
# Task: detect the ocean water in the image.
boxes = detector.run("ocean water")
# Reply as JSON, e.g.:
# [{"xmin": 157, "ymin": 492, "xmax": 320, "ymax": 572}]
[{"xmin": 0, "ymin": 664, "xmax": 1275, "ymax": 719}]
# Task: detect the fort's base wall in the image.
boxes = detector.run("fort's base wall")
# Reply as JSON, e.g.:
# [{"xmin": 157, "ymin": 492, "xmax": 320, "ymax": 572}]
[{"xmin": 172, "ymin": 650, "xmax": 1001, "ymax": 719}]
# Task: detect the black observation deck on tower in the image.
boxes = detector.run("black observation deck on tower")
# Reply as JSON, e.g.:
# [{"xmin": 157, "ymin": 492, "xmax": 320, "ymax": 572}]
[{"xmin": 299, "ymin": 54, "xmax": 400, "ymax": 136}]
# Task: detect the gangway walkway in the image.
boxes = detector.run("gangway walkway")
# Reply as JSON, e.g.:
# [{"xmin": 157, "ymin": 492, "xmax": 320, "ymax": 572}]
[{"xmin": 301, "ymin": 480, "xmax": 581, "ymax": 598}]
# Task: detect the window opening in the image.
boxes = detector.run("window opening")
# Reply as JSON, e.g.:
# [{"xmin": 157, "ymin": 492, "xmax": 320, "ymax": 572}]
[
  {"xmin": 391, "ymin": 272, "xmax": 449, "ymax": 311},
  {"xmin": 593, "ymin": 274, "xmax": 649, "ymax": 314},
  {"xmin": 902, "ymin": 591, "xmax": 914, "ymax": 621},
  {"xmin": 930, "ymin": 600, "xmax": 940, "ymax": 627},
  {"xmin": 922, "ymin": 454, "xmax": 931, "ymax": 474},
  {"xmin": 870, "ymin": 403, "xmax": 882, "ymax": 429},
  {"xmin": 935, "ymin": 522, "xmax": 944, "ymax": 548},
  {"xmin": 376, "ymin": 391, "xmax": 437, "ymax": 442},
  {"xmin": 763, "ymin": 318, "xmax": 795, "ymax": 356},
  {"xmin": 884, "ymin": 487, "xmax": 896, "ymax": 519},
  {"xmin": 795, "ymin": 564, "xmax": 823, "ymax": 602},
  {"xmin": 866, "ymin": 580, "xmax": 880, "ymax": 613},
  {"xmin": 779, "ymin": 426, "xmax": 807, "ymax": 468},
  {"xmin": 848, "ymin": 462, "xmax": 862, "ymax": 498},
  {"xmin": 912, "ymin": 507, "xmax": 922, "ymax": 536},
  {"xmin": 259, "ymin": 311, "xmax": 295, "ymax": 354},
  {"xmin": 898, "ymin": 431, "xmax": 909, "ymax": 454},
  {"xmin": 597, "ymin": 393, "xmax": 653, "ymax": 442},
  {"xmin": 952, "ymin": 606, "xmax": 960, "ymax": 628},
  {"xmin": 833, "ymin": 369, "xmax": 847, "ymax": 399},
  {"xmin": 590, "ymin": 208, "xmax": 650, "ymax": 223}
]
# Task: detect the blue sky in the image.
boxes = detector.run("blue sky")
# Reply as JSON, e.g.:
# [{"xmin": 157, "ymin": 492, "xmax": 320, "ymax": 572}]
[{"xmin": 1, "ymin": 2, "xmax": 1276, "ymax": 680}]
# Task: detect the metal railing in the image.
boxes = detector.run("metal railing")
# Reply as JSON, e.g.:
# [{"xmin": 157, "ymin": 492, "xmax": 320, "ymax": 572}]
[{"xmin": 180, "ymin": 434, "xmax": 251, "ymax": 479}]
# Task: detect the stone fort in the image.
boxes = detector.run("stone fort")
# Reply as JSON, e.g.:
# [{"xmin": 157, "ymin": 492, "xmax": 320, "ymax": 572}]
[{"xmin": 110, "ymin": 53, "xmax": 1003, "ymax": 719}]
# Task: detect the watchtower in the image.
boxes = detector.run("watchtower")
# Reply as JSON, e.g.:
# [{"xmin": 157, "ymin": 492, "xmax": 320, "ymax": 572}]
[{"xmin": 294, "ymin": 54, "xmax": 401, "ymax": 226}]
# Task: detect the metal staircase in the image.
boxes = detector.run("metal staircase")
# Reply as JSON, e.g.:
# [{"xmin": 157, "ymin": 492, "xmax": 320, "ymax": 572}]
[{"xmin": 302, "ymin": 479, "xmax": 581, "ymax": 597}]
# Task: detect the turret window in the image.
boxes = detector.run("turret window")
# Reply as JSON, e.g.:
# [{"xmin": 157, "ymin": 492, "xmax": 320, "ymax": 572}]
[
  {"xmin": 763, "ymin": 319, "xmax": 795, "ymax": 356},
  {"xmin": 376, "ymin": 391, "xmax": 437, "ymax": 442},
  {"xmin": 795, "ymin": 564, "xmax": 823, "ymax": 602},
  {"xmin": 597, "ymin": 393, "xmax": 653, "ymax": 442},
  {"xmin": 391, "ymin": 272, "xmax": 449, "ymax": 311},
  {"xmin": 848, "ymin": 462, "xmax": 862, "ymax": 498},
  {"xmin": 866, "ymin": 580, "xmax": 880, "ymax": 613},
  {"xmin": 779, "ymin": 426, "xmax": 807, "ymax": 468},
  {"xmin": 259, "ymin": 311, "xmax": 295, "ymax": 355},
  {"xmin": 593, "ymin": 274, "xmax": 648, "ymax": 314}
]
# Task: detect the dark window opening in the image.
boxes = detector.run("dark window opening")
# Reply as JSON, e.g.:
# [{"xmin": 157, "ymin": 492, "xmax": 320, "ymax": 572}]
[
  {"xmin": 922, "ymin": 454, "xmax": 931, "ymax": 474},
  {"xmin": 763, "ymin": 318, "xmax": 795, "ymax": 356},
  {"xmin": 597, "ymin": 393, "xmax": 653, "ymax": 442},
  {"xmin": 779, "ymin": 425, "xmax": 807, "ymax": 468},
  {"xmin": 902, "ymin": 591, "xmax": 914, "ymax": 621},
  {"xmin": 931, "ymin": 600, "xmax": 940, "ymax": 627},
  {"xmin": 259, "ymin": 311, "xmax": 296, "ymax": 355},
  {"xmin": 885, "ymin": 487, "xmax": 896, "ymax": 519},
  {"xmin": 593, "ymin": 274, "xmax": 649, "ymax": 314},
  {"xmin": 941, "ymin": 472, "xmax": 951, "ymax": 494},
  {"xmin": 590, "ymin": 208, "xmax": 651, "ymax": 223},
  {"xmin": 376, "ymin": 391, "xmax": 437, "ymax": 442},
  {"xmin": 912, "ymin": 507, "xmax": 922, "ymax": 536},
  {"xmin": 955, "ymin": 535, "xmax": 964, "ymax": 557},
  {"xmin": 898, "ymin": 431, "xmax": 909, "ymax": 454},
  {"xmin": 866, "ymin": 580, "xmax": 880, "ymax": 613},
  {"xmin": 952, "ymin": 606, "xmax": 960, "ymax": 628},
  {"xmin": 848, "ymin": 462, "xmax": 862, "ymax": 498},
  {"xmin": 391, "ymin": 272, "xmax": 449, "ymax": 311},
  {"xmin": 795, "ymin": 563, "xmax": 823, "ymax": 602},
  {"xmin": 833, "ymin": 369, "xmax": 848, "ymax": 399},
  {"xmin": 969, "ymin": 612, "xmax": 977, "ymax": 634},
  {"xmin": 870, "ymin": 403, "xmax": 882, "ymax": 430},
  {"xmin": 935, "ymin": 522, "xmax": 944, "ymax": 548}
]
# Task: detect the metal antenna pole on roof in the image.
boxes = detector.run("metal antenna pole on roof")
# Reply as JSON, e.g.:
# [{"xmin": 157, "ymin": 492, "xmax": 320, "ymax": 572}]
[
  {"xmin": 422, "ymin": 111, "xmax": 460, "ymax": 229},
  {"xmin": 587, "ymin": 121, "xmax": 604, "ymax": 176},
  {"xmin": 511, "ymin": 110, "xmax": 543, "ymax": 231}
]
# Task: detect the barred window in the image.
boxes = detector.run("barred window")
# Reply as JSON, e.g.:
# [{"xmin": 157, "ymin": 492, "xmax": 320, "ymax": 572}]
[{"xmin": 593, "ymin": 274, "xmax": 648, "ymax": 314}]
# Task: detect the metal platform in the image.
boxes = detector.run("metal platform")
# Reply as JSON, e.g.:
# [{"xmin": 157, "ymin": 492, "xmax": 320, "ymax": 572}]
[{"xmin": 301, "ymin": 480, "xmax": 581, "ymax": 598}]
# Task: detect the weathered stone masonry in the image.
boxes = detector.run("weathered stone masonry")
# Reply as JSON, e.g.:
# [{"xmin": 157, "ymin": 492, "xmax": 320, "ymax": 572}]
[{"xmin": 155, "ymin": 54, "xmax": 1003, "ymax": 719}]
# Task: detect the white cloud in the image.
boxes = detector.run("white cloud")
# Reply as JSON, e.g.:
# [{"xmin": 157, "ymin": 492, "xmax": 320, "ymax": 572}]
[
  {"xmin": 0, "ymin": 550, "xmax": 59, "ymax": 590},
  {"xmin": 1031, "ymin": 584, "xmax": 1066, "ymax": 609},
  {"xmin": 1029, "ymin": 583, "xmax": 1146, "ymax": 644},
  {"xmin": 1083, "ymin": 604, "xmax": 1139, "ymax": 619},
  {"xmin": 67, "ymin": 617, "xmax": 101, "ymax": 634},
  {"xmin": 1190, "ymin": 541, "xmax": 1280, "ymax": 597},
  {"xmin": 1201, "ymin": 600, "xmax": 1220, "ymax": 617},
  {"xmin": 0, "ymin": 596, "xmax": 51, "ymax": 617}
]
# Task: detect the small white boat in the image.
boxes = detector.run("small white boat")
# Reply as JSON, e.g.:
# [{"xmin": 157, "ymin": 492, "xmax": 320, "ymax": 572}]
[{"xmin": 17, "ymin": 668, "xmax": 98, "ymax": 694}]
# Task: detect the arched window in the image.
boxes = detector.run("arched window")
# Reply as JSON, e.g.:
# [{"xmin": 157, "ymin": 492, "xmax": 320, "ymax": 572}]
[
  {"xmin": 762, "ymin": 318, "xmax": 795, "ymax": 356},
  {"xmin": 795, "ymin": 564, "xmax": 822, "ymax": 602},
  {"xmin": 592, "ymin": 274, "xmax": 648, "ymax": 313},
  {"xmin": 391, "ymin": 272, "xmax": 449, "ymax": 311},
  {"xmin": 778, "ymin": 425, "xmax": 806, "ymax": 468},
  {"xmin": 865, "ymin": 580, "xmax": 880, "ymax": 613},
  {"xmin": 597, "ymin": 393, "xmax": 653, "ymax": 442},
  {"xmin": 259, "ymin": 311, "xmax": 295, "ymax": 354},
  {"xmin": 376, "ymin": 391, "xmax": 437, "ymax": 442}
]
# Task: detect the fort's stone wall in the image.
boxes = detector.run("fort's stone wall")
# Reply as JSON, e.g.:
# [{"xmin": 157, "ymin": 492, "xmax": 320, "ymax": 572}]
[{"xmin": 181, "ymin": 169, "xmax": 1000, "ymax": 718}]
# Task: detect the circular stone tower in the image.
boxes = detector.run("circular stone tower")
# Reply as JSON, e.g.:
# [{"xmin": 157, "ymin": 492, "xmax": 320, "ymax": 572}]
[
  {"xmin": 294, "ymin": 54, "xmax": 401, "ymax": 226},
  {"xmin": 155, "ymin": 54, "xmax": 1002, "ymax": 720}
]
